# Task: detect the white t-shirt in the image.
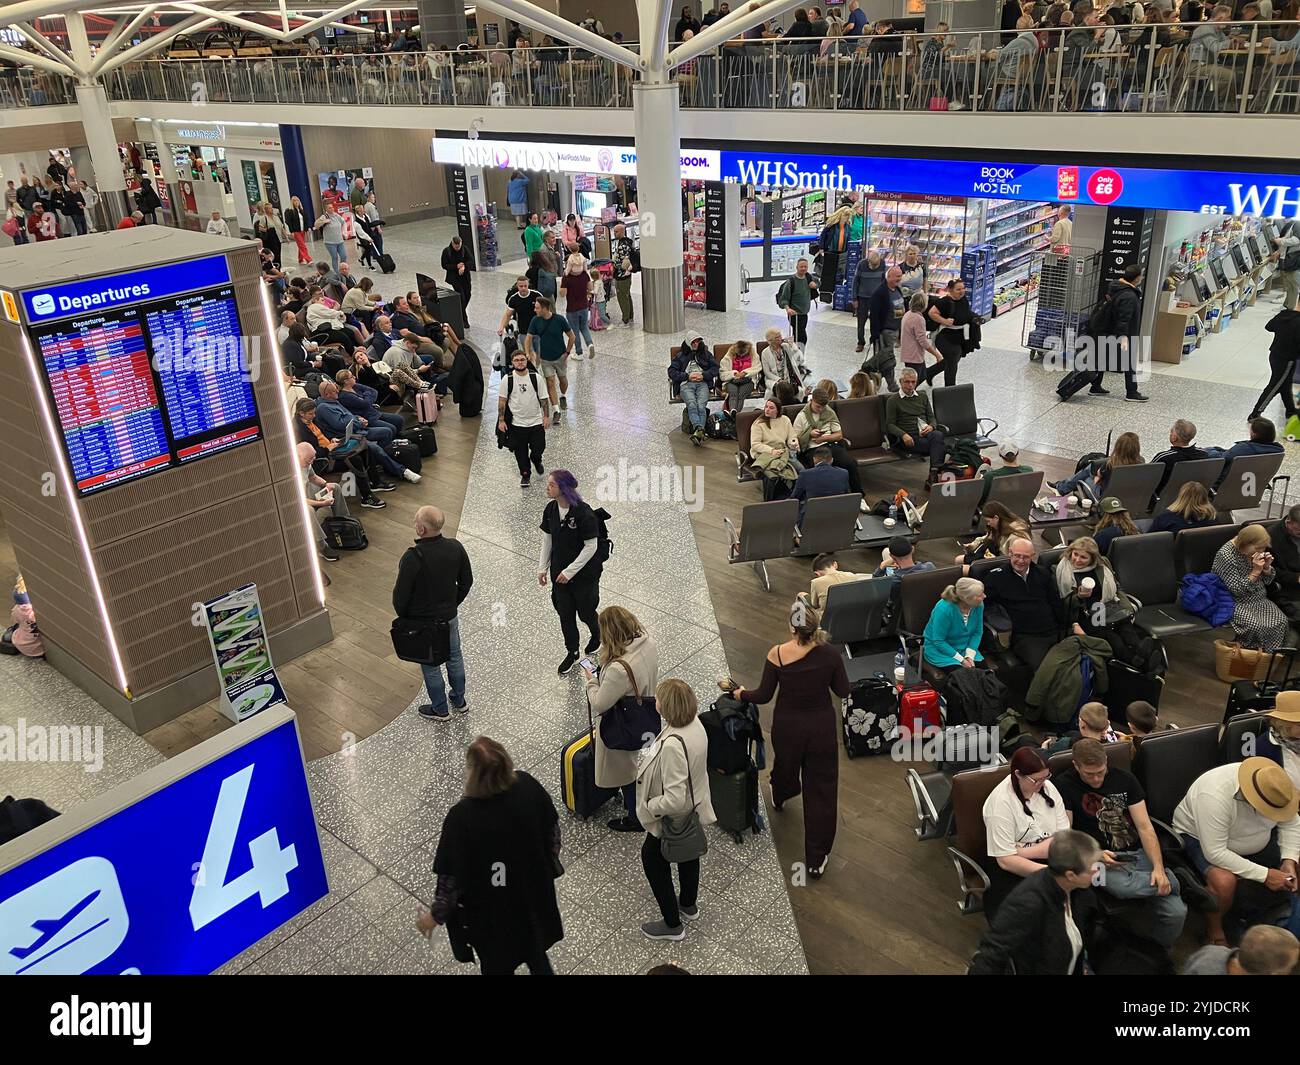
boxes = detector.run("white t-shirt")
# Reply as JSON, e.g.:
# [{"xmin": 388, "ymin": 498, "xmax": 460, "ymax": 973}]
[
  {"xmin": 983, "ymin": 776, "xmax": 1070, "ymax": 859},
  {"xmin": 207, "ymin": 217, "xmax": 230, "ymax": 237},
  {"xmin": 1063, "ymin": 896, "xmax": 1083, "ymax": 975},
  {"xmin": 505, "ymin": 368, "xmax": 545, "ymax": 429}
]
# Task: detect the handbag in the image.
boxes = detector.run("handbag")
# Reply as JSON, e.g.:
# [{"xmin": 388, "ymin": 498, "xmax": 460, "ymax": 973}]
[
  {"xmin": 657, "ymin": 735, "xmax": 709, "ymax": 864},
  {"xmin": 389, "ymin": 549, "xmax": 451, "ymax": 665},
  {"xmin": 598, "ymin": 660, "xmax": 663, "ymax": 751},
  {"xmin": 1, "ymin": 217, "xmax": 18, "ymax": 238},
  {"xmin": 928, "ymin": 95, "xmax": 949, "ymax": 111},
  {"xmin": 1214, "ymin": 639, "xmax": 1280, "ymax": 683}
]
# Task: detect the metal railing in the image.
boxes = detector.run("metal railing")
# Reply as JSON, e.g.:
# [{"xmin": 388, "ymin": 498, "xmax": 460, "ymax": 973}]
[
  {"xmin": 0, "ymin": 66, "xmax": 77, "ymax": 107},
  {"xmin": 21, "ymin": 23, "xmax": 1297, "ymax": 115}
]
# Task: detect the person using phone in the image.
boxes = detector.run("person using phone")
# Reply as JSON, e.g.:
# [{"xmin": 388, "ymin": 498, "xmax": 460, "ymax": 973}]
[
  {"xmin": 1213, "ymin": 523, "xmax": 1290, "ymax": 653},
  {"xmin": 1054, "ymin": 738, "xmax": 1190, "ymax": 951},
  {"xmin": 1173, "ymin": 758, "xmax": 1300, "ymax": 946},
  {"xmin": 582, "ymin": 606, "xmax": 657, "ymax": 834}
]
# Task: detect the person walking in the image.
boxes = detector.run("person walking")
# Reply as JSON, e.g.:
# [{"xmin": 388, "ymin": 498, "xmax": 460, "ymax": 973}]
[
  {"xmin": 523, "ymin": 211, "xmax": 545, "ymax": 257},
  {"xmin": 583, "ymin": 605, "xmax": 658, "ymax": 834},
  {"xmin": 924, "ymin": 277, "xmax": 977, "ymax": 388},
  {"xmin": 560, "ymin": 253, "xmax": 596, "ymax": 359},
  {"xmin": 852, "ymin": 250, "xmax": 887, "ymax": 353},
  {"xmin": 497, "ymin": 349, "xmax": 550, "ymax": 487},
  {"xmin": 1272, "ymin": 219, "xmax": 1300, "ymax": 311},
  {"xmin": 727, "ymin": 602, "xmax": 850, "ymax": 880},
  {"xmin": 1089, "ymin": 263, "xmax": 1149, "ymax": 402},
  {"xmin": 776, "ymin": 257, "xmax": 819, "ymax": 348},
  {"xmin": 636, "ymin": 678, "xmax": 715, "ymax": 941},
  {"xmin": 524, "ymin": 296, "xmax": 574, "ymax": 414},
  {"xmin": 442, "ymin": 236, "xmax": 474, "ymax": 326},
  {"xmin": 507, "ymin": 170, "xmax": 530, "ymax": 230},
  {"xmin": 254, "ymin": 202, "xmax": 287, "ymax": 268},
  {"xmin": 866, "ymin": 265, "xmax": 905, "ymax": 390},
  {"xmin": 135, "ymin": 176, "xmax": 161, "ymax": 224},
  {"xmin": 313, "ymin": 202, "xmax": 347, "ymax": 274},
  {"xmin": 392, "ymin": 505, "xmax": 473, "ymax": 722},
  {"xmin": 537, "ymin": 469, "xmax": 604, "ymax": 675},
  {"xmin": 1249, "ymin": 304, "xmax": 1300, "ymax": 424},
  {"xmin": 420, "ymin": 736, "xmax": 564, "ymax": 974},
  {"xmin": 284, "ymin": 195, "xmax": 313, "ymax": 265}
]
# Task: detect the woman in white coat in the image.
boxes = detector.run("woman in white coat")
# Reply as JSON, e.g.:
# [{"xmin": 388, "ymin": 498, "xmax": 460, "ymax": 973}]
[
  {"xmin": 582, "ymin": 605, "xmax": 658, "ymax": 833},
  {"xmin": 636, "ymin": 679, "xmax": 716, "ymax": 942},
  {"xmin": 761, "ymin": 326, "xmax": 811, "ymax": 400}
]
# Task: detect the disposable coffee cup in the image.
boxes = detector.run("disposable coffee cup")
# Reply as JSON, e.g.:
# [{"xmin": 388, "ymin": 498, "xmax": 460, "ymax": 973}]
[
  {"xmin": 1066, "ymin": 495, "xmax": 1079, "ymax": 507},
  {"xmin": 883, "ymin": 517, "xmax": 897, "ymax": 528},
  {"xmin": 1080, "ymin": 498, "xmax": 1093, "ymax": 511},
  {"xmin": 1080, "ymin": 577, "xmax": 1096, "ymax": 593},
  {"xmin": 894, "ymin": 666, "xmax": 907, "ymax": 685}
]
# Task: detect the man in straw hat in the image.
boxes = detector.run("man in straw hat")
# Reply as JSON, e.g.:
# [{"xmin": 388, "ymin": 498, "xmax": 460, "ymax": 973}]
[
  {"xmin": 1254, "ymin": 690, "xmax": 1300, "ymax": 789},
  {"xmin": 1173, "ymin": 758, "xmax": 1300, "ymax": 945}
]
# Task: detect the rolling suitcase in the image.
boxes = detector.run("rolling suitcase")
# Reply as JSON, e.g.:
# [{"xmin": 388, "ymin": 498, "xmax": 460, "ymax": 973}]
[
  {"xmin": 415, "ymin": 390, "xmax": 439, "ymax": 425},
  {"xmin": 1056, "ymin": 368, "xmax": 1098, "ymax": 400},
  {"xmin": 560, "ymin": 725, "xmax": 616, "ymax": 820},
  {"xmin": 1222, "ymin": 647, "xmax": 1297, "ymax": 725},
  {"xmin": 710, "ymin": 763, "xmax": 759, "ymax": 843},
  {"xmin": 842, "ymin": 675, "xmax": 899, "ymax": 757},
  {"xmin": 379, "ymin": 252, "xmax": 397, "ymax": 274},
  {"xmin": 402, "ymin": 425, "xmax": 438, "ymax": 457},
  {"xmin": 384, "ymin": 438, "xmax": 421, "ymax": 474}
]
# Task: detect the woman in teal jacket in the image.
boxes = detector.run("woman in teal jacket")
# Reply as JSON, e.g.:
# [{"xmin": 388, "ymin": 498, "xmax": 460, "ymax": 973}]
[{"xmin": 922, "ymin": 577, "xmax": 986, "ymax": 671}]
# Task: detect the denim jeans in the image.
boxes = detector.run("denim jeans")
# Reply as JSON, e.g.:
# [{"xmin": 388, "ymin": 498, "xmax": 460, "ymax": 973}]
[
  {"xmin": 679, "ymin": 380, "xmax": 710, "ymax": 429},
  {"xmin": 70, "ymin": 214, "xmax": 86, "ymax": 235},
  {"xmin": 326, "ymin": 241, "xmax": 344, "ymax": 272},
  {"xmin": 419, "ymin": 617, "xmax": 465, "ymax": 714},
  {"xmin": 364, "ymin": 424, "xmax": 396, "ymax": 447},
  {"xmin": 1055, "ymin": 466, "xmax": 1101, "ymax": 501},
  {"xmin": 1101, "ymin": 849, "xmax": 1187, "ymax": 948},
  {"xmin": 566, "ymin": 308, "xmax": 593, "ymax": 352}
]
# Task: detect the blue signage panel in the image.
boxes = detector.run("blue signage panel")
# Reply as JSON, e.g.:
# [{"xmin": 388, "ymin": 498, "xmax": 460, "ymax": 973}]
[
  {"xmin": 0, "ymin": 716, "xmax": 327, "ymax": 974},
  {"xmin": 22, "ymin": 255, "xmax": 232, "ymax": 323},
  {"xmin": 718, "ymin": 151, "xmax": 1300, "ymax": 217}
]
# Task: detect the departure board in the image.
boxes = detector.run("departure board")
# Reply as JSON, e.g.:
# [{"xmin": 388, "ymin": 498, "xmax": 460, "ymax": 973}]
[{"xmin": 29, "ymin": 284, "xmax": 262, "ymax": 496}]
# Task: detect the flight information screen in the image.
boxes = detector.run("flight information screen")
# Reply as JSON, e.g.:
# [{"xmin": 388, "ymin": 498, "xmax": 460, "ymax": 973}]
[{"xmin": 30, "ymin": 285, "xmax": 262, "ymax": 496}]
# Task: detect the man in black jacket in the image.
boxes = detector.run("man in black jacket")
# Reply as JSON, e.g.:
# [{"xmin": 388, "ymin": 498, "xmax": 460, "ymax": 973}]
[
  {"xmin": 392, "ymin": 505, "xmax": 473, "ymax": 721},
  {"xmin": 1151, "ymin": 417, "xmax": 1209, "ymax": 498},
  {"xmin": 1250, "ymin": 307, "xmax": 1300, "ymax": 423},
  {"xmin": 1090, "ymin": 264, "xmax": 1149, "ymax": 402},
  {"xmin": 968, "ymin": 829, "xmax": 1102, "ymax": 975},
  {"xmin": 1269, "ymin": 505, "xmax": 1300, "ymax": 620},
  {"xmin": 982, "ymin": 537, "xmax": 1076, "ymax": 673}
]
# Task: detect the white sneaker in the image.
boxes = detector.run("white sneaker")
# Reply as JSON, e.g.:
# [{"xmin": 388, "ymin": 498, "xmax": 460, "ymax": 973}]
[
  {"xmin": 571, "ymin": 352, "xmax": 585, "ymax": 360},
  {"xmin": 859, "ymin": 499, "xmax": 869, "ymax": 513},
  {"xmin": 402, "ymin": 468, "xmax": 422, "ymax": 483}
]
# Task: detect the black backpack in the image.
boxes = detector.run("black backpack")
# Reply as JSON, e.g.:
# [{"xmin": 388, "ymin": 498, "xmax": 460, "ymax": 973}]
[
  {"xmin": 700, "ymin": 695, "xmax": 765, "ymax": 773},
  {"xmin": 0, "ymin": 795, "xmax": 59, "ymax": 845},
  {"xmin": 593, "ymin": 506, "xmax": 613, "ymax": 564},
  {"xmin": 322, "ymin": 515, "xmax": 368, "ymax": 550},
  {"xmin": 705, "ymin": 411, "xmax": 737, "ymax": 440},
  {"xmin": 1085, "ymin": 292, "xmax": 1117, "ymax": 339}
]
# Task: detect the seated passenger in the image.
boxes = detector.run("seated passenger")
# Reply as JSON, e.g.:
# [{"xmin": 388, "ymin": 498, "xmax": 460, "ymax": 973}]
[
  {"xmin": 293, "ymin": 397, "xmax": 387, "ymax": 508},
  {"xmin": 1055, "ymin": 737, "xmax": 1189, "ymax": 950},
  {"xmin": 313, "ymin": 385, "xmax": 421, "ymax": 484},
  {"xmin": 390, "ymin": 296, "xmax": 447, "ymax": 360},
  {"xmin": 1040, "ymin": 701, "xmax": 1128, "ymax": 756},
  {"xmin": 807, "ymin": 553, "xmax": 869, "ymax": 612},
  {"xmin": 1092, "ymin": 496, "xmax": 1138, "ymax": 555},
  {"xmin": 979, "ymin": 747, "xmax": 1070, "ymax": 920},
  {"xmin": 1172, "ymin": 758, "xmax": 1300, "ymax": 945},
  {"xmin": 883, "ymin": 368, "xmax": 946, "ymax": 486},
  {"xmin": 749, "ymin": 397, "xmax": 801, "ymax": 492},
  {"xmin": 670, "ymin": 333, "xmax": 719, "ymax": 442},
  {"xmin": 1051, "ymin": 430, "xmax": 1143, "ymax": 501},
  {"xmin": 814, "ymin": 378, "xmax": 839, "ymax": 403},
  {"xmin": 1268, "ymin": 505, "xmax": 1300, "ymax": 621},
  {"xmin": 719, "ymin": 340, "xmax": 761, "ymax": 413},
  {"xmin": 968, "ymin": 829, "xmax": 1102, "ymax": 975},
  {"xmin": 982, "ymin": 537, "xmax": 1074, "ymax": 674},
  {"xmin": 761, "ymin": 327, "xmax": 811, "ymax": 400},
  {"xmin": 336, "ymin": 369, "xmax": 405, "ymax": 438},
  {"xmin": 792, "ymin": 387, "xmax": 864, "ymax": 503},
  {"xmin": 871, "ymin": 536, "xmax": 935, "ymax": 590},
  {"xmin": 957, "ymin": 500, "xmax": 1030, "ymax": 568},
  {"xmin": 977, "ymin": 439, "xmax": 1033, "ymax": 505},
  {"xmin": 296, "ymin": 441, "xmax": 355, "ymax": 563},
  {"xmin": 1208, "ymin": 416, "xmax": 1284, "ymax": 489},
  {"xmin": 1149, "ymin": 481, "xmax": 1221, "ymax": 535},
  {"xmin": 1125, "ymin": 699, "xmax": 1160, "ymax": 747},
  {"xmin": 1053, "ymin": 534, "xmax": 1126, "ymax": 631},
  {"xmin": 1151, "ymin": 417, "xmax": 1209, "ymax": 498},
  {"xmin": 1256, "ymin": 692, "xmax": 1300, "ymax": 790},
  {"xmin": 846, "ymin": 371, "xmax": 877, "ymax": 399},
  {"xmin": 1182, "ymin": 924, "xmax": 1300, "ymax": 976},
  {"xmin": 304, "ymin": 290, "xmax": 359, "ymax": 353},
  {"xmin": 283, "ymin": 323, "xmax": 344, "ymax": 378},
  {"xmin": 792, "ymin": 447, "xmax": 849, "ymax": 525},
  {"xmin": 922, "ymin": 576, "xmax": 985, "ymax": 673},
  {"xmin": 1214, "ymin": 524, "xmax": 1290, "ymax": 652}
]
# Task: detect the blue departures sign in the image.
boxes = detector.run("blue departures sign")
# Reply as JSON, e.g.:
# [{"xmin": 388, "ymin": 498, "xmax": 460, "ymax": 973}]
[
  {"xmin": 21, "ymin": 255, "xmax": 232, "ymax": 322},
  {"xmin": 0, "ymin": 714, "xmax": 327, "ymax": 974}
]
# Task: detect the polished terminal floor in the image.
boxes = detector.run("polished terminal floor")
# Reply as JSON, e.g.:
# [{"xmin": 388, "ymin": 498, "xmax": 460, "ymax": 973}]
[{"xmin": 2, "ymin": 215, "xmax": 1297, "ymax": 975}]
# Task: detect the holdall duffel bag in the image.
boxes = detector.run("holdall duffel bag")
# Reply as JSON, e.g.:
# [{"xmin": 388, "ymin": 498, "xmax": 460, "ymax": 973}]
[{"xmin": 390, "ymin": 617, "xmax": 450, "ymax": 665}]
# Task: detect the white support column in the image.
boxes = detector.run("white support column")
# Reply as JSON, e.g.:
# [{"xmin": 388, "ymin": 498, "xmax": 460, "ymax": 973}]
[
  {"xmin": 65, "ymin": 13, "xmax": 129, "ymax": 225},
  {"xmin": 632, "ymin": 79, "xmax": 685, "ymax": 334}
]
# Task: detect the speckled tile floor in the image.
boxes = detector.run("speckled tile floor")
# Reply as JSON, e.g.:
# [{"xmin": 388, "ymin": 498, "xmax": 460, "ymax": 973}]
[{"xmin": 7, "ymin": 212, "xmax": 1297, "ymax": 976}]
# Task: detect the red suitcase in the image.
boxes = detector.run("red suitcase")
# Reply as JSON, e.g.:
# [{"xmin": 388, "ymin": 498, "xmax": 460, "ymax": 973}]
[{"xmin": 898, "ymin": 682, "xmax": 942, "ymax": 736}]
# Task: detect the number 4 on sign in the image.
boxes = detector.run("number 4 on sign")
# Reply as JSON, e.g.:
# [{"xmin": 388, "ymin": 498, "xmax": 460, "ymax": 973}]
[{"xmin": 189, "ymin": 764, "xmax": 299, "ymax": 931}]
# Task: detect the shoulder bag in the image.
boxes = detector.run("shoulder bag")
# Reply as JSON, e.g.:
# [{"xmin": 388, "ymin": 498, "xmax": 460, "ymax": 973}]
[
  {"xmin": 598, "ymin": 660, "xmax": 662, "ymax": 751},
  {"xmin": 657, "ymin": 735, "xmax": 709, "ymax": 864},
  {"xmin": 389, "ymin": 548, "xmax": 451, "ymax": 665}
]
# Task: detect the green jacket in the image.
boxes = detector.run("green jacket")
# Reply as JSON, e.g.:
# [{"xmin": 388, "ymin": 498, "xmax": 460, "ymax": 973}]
[
  {"xmin": 884, "ymin": 389, "xmax": 935, "ymax": 440},
  {"xmin": 1025, "ymin": 634, "xmax": 1111, "ymax": 726},
  {"xmin": 524, "ymin": 224, "xmax": 545, "ymax": 257},
  {"xmin": 777, "ymin": 274, "xmax": 817, "ymax": 315}
]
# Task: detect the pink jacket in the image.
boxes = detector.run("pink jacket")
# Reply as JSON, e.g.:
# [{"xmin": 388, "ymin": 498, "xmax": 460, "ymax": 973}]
[{"xmin": 900, "ymin": 310, "xmax": 930, "ymax": 365}]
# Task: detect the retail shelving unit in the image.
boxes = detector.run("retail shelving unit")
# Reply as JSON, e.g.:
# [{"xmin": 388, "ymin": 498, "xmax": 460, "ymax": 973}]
[
  {"xmin": 985, "ymin": 199, "xmax": 1054, "ymax": 317},
  {"xmin": 866, "ymin": 196, "xmax": 968, "ymax": 293}
]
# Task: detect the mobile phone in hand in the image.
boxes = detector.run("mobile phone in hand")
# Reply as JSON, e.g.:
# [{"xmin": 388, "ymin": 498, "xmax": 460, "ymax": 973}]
[{"xmin": 579, "ymin": 657, "xmax": 599, "ymax": 675}]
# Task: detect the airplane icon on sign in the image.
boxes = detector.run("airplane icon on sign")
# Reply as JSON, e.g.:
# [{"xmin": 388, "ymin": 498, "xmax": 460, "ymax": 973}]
[{"xmin": 8, "ymin": 889, "xmax": 103, "ymax": 960}]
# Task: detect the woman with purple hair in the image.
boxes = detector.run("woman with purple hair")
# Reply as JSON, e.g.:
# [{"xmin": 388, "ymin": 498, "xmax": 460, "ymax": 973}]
[{"xmin": 538, "ymin": 469, "xmax": 605, "ymax": 674}]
